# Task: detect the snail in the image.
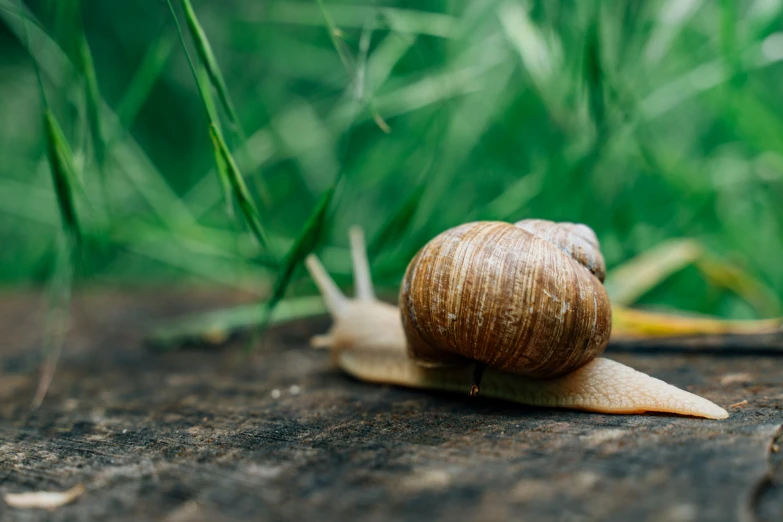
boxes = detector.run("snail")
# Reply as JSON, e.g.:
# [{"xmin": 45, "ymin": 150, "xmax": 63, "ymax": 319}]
[{"xmin": 304, "ymin": 220, "xmax": 728, "ymax": 420}]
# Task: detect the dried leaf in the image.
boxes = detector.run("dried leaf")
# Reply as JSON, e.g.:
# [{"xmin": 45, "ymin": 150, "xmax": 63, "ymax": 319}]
[
  {"xmin": 4, "ymin": 484, "xmax": 85, "ymax": 510},
  {"xmin": 612, "ymin": 306, "xmax": 782, "ymax": 339}
]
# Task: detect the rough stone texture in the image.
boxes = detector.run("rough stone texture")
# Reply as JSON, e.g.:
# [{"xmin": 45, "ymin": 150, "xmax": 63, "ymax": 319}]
[{"xmin": 0, "ymin": 288, "xmax": 781, "ymax": 522}]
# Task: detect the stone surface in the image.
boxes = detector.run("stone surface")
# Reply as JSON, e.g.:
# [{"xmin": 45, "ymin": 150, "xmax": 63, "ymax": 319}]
[{"xmin": 0, "ymin": 288, "xmax": 781, "ymax": 522}]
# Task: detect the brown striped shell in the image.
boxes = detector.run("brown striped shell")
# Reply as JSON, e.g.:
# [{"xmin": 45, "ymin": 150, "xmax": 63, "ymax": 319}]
[{"xmin": 399, "ymin": 220, "xmax": 612, "ymax": 379}]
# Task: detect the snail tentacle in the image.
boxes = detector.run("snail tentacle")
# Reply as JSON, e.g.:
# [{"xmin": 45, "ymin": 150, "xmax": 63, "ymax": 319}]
[
  {"xmin": 305, "ymin": 254, "xmax": 347, "ymax": 318},
  {"xmin": 305, "ymin": 228, "xmax": 406, "ymax": 354},
  {"xmin": 349, "ymin": 226, "xmax": 375, "ymax": 301}
]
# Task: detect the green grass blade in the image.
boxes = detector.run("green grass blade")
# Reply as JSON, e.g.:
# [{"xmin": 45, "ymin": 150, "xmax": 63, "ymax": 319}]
[
  {"xmin": 193, "ymin": 60, "xmax": 233, "ymax": 216},
  {"xmin": 178, "ymin": 0, "xmax": 272, "ymax": 204},
  {"xmin": 18, "ymin": 0, "xmax": 82, "ymax": 245},
  {"xmin": 197, "ymin": 65, "xmax": 222, "ymax": 132},
  {"xmin": 72, "ymin": 1, "xmax": 106, "ymax": 183},
  {"xmin": 368, "ymin": 182, "xmax": 425, "ymax": 259},
  {"xmin": 145, "ymin": 296, "xmax": 327, "ymax": 351},
  {"xmin": 202, "ymin": 69, "xmax": 234, "ymax": 216},
  {"xmin": 49, "ymin": 0, "xmax": 77, "ymax": 50},
  {"xmin": 250, "ymin": 180, "xmax": 340, "ymax": 349},
  {"xmin": 179, "ymin": 0, "xmax": 240, "ymax": 128},
  {"xmin": 720, "ymin": 0, "xmax": 738, "ymax": 66},
  {"xmin": 43, "ymin": 109, "xmax": 83, "ymax": 244},
  {"xmin": 3, "ymin": 0, "xmax": 200, "ymax": 236},
  {"xmin": 316, "ymin": 0, "xmax": 390, "ymax": 133},
  {"xmin": 33, "ymin": 233, "xmax": 73, "ymax": 407},
  {"xmin": 115, "ymin": 31, "xmax": 176, "ymax": 131},
  {"xmin": 478, "ymin": 171, "xmax": 544, "ymax": 221},
  {"xmin": 78, "ymin": 34, "xmax": 105, "ymax": 168},
  {"xmin": 167, "ymin": 0, "xmax": 269, "ymax": 241},
  {"xmin": 256, "ymin": 3, "xmax": 457, "ymax": 38},
  {"xmin": 165, "ymin": 0, "xmax": 218, "ymax": 125},
  {"xmin": 184, "ymin": 49, "xmax": 503, "ymax": 218},
  {"xmin": 17, "ymin": 0, "xmax": 78, "ymax": 407},
  {"xmin": 315, "ymin": 0, "xmax": 354, "ymax": 74},
  {"xmin": 583, "ymin": 14, "xmax": 606, "ymax": 136},
  {"xmin": 208, "ymin": 123, "xmax": 268, "ymax": 247},
  {"xmin": 268, "ymin": 183, "xmax": 337, "ymax": 304}
]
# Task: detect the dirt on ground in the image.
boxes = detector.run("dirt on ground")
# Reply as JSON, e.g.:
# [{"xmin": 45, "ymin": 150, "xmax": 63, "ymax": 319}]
[{"xmin": 0, "ymin": 288, "xmax": 781, "ymax": 522}]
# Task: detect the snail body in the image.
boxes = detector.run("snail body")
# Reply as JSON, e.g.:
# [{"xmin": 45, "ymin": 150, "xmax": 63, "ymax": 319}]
[{"xmin": 305, "ymin": 222, "xmax": 728, "ymax": 420}]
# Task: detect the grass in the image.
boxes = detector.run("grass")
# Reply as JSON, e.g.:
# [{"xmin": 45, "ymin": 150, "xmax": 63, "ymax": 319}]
[
  {"xmin": 1, "ymin": 0, "xmax": 782, "ymax": 326},
  {"xmin": 71, "ymin": 0, "xmax": 106, "ymax": 201},
  {"xmin": 41, "ymin": 109, "xmax": 82, "ymax": 246},
  {"xmin": 18, "ymin": 0, "xmax": 78, "ymax": 405},
  {"xmin": 113, "ymin": 31, "xmax": 176, "ymax": 131},
  {"xmin": 178, "ymin": 0, "xmax": 240, "ymax": 130},
  {"xmin": 166, "ymin": 0, "xmax": 270, "ymax": 248}
]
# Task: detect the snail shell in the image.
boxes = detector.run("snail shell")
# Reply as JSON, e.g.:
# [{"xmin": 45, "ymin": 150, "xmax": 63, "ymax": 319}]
[{"xmin": 400, "ymin": 220, "xmax": 611, "ymax": 378}]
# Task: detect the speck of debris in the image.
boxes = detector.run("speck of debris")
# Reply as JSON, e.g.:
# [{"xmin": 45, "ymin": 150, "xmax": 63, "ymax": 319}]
[
  {"xmin": 399, "ymin": 469, "xmax": 452, "ymax": 491},
  {"xmin": 3, "ymin": 484, "xmax": 86, "ymax": 510},
  {"xmin": 580, "ymin": 428, "xmax": 629, "ymax": 447},
  {"xmin": 289, "ymin": 385, "xmax": 301, "ymax": 395},
  {"xmin": 720, "ymin": 373, "xmax": 754, "ymax": 386},
  {"xmin": 270, "ymin": 389, "xmax": 281, "ymax": 399},
  {"xmin": 662, "ymin": 503, "xmax": 698, "ymax": 522}
]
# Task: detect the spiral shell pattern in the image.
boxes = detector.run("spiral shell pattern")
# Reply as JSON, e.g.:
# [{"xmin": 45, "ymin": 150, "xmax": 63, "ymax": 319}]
[{"xmin": 400, "ymin": 221, "xmax": 612, "ymax": 378}]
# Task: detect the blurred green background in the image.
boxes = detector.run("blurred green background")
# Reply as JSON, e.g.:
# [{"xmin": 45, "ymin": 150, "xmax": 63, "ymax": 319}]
[{"xmin": 1, "ymin": 0, "xmax": 782, "ymax": 320}]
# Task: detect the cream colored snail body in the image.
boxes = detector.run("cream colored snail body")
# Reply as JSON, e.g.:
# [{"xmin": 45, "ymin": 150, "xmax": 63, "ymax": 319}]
[{"xmin": 305, "ymin": 220, "xmax": 728, "ymax": 420}]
